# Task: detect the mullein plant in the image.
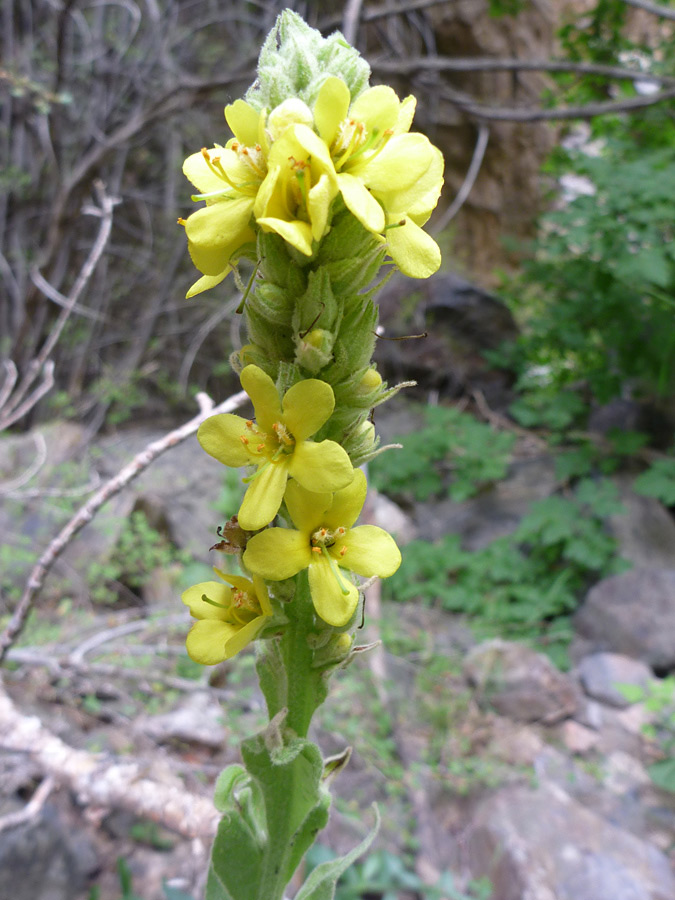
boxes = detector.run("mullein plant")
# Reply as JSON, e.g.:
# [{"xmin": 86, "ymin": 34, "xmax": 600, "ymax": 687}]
[{"xmin": 179, "ymin": 11, "xmax": 443, "ymax": 900}]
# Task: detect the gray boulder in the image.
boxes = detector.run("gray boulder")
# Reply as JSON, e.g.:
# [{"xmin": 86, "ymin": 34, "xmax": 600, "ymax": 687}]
[
  {"xmin": 574, "ymin": 569, "xmax": 675, "ymax": 670},
  {"xmin": 466, "ymin": 783, "xmax": 675, "ymax": 900},
  {"xmin": 578, "ymin": 652, "xmax": 652, "ymax": 708},
  {"xmin": 463, "ymin": 639, "xmax": 578, "ymax": 724}
]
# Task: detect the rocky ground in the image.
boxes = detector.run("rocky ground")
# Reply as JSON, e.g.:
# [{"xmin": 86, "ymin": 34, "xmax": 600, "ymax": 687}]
[{"xmin": 2, "ymin": 348, "xmax": 675, "ymax": 899}]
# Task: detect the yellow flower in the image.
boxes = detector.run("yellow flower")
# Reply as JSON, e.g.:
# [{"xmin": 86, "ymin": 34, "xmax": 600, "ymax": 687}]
[
  {"xmin": 197, "ymin": 365, "xmax": 354, "ymax": 531},
  {"xmin": 243, "ymin": 470, "xmax": 401, "ymax": 627},
  {"xmin": 181, "ymin": 101, "xmax": 267, "ymax": 297},
  {"xmin": 182, "ymin": 569, "xmax": 272, "ymax": 664},
  {"xmin": 253, "ymin": 124, "xmax": 339, "ymax": 255},
  {"xmin": 313, "ymin": 77, "xmax": 444, "ymax": 278}
]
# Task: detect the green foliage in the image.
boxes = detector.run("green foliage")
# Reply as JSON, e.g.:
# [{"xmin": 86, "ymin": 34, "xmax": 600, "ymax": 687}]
[
  {"xmin": 493, "ymin": 0, "xmax": 675, "ymax": 436},
  {"xmin": 488, "ymin": 0, "xmax": 525, "ymax": 16},
  {"xmin": 87, "ymin": 510, "xmax": 190, "ymax": 604},
  {"xmin": 370, "ymin": 406, "xmax": 515, "ymax": 502},
  {"xmin": 633, "ymin": 457, "xmax": 675, "ymax": 506},
  {"xmin": 385, "ymin": 479, "xmax": 626, "ymax": 667},
  {"xmin": 619, "ymin": 677, "xmax": 675, "ymax": 793},
  {"xmin": 305, "ymin": 845, "xmax": 492, "ymax": 900}
]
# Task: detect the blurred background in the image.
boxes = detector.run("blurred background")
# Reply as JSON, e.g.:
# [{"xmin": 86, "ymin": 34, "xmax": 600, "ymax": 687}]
[{"xmin": 2, "ymin": 1, "xmax": 675, "ymax": 899}]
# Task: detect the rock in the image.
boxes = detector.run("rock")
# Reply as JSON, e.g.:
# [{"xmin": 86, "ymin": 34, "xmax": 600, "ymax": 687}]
[
  {"xmin": 375, "ymin": 273, "xmax": 518, "ymax": 406},
  {"xmin": 465, "ymin": 783, "xmax": 675, "ymax": 900},
  {"xmin": 415, "ymin": 450, "xmax": 557, "ymax": 548},
  {"xmin": 463, "ymin": 639, "xmax": 578, "ymax": 724},
  {"xmin": 578, "ymin": 653, "xmax": 652, "ymax": 708},
  {"xmin": 0, "ymin": 803, "xmax": 98, "ymax": 900},
  {"xmin": 608, "ymin": 477, "xmax": 675, "ymax": 569},
  {"xmin": 561, "ymin": 720, "xmax": 600, "ymax": 755},
  {"xmin": 574, "ymin": 568, "xmax": 675, "ymax": 670},
  {"xmin": 370, "ymin": 490, "xmax": 417, "ymax": 545},
  {"xmin": 135, "ymin": 691, "xmax": 226, "ymax": 749}
]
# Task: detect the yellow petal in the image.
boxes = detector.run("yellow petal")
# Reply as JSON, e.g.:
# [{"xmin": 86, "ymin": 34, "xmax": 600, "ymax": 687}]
[
  {"xmin": 340, "ymin": 525, "xmax": 402, "ymax": 577},
  {"xmin": 308, "ymin": 556, "xmax": 359, "ymax": 627},
  {"xmin": 182, "ymin": 581, "xmax": 231, "ymax": 620},
  {"xmin": 238, "ymin": 459, "xmax": 289, "ymax": 530},
  {"xmin": 350, "ymin": 85, "xmax": 400, "ymax": 136},
  {"xmin": 243, "ymin": 527, "xmax": 311, "ymax": 581},
  {"xmin": 183, "ymin": 151, "xmax": 229, "ymax": 195},
  {"xmin": 252, "ymin": 574, "xmax": 273, "ymax": 616},
  {"xmin": 376, "ymin": 145, "xmax": 444, "ymax": 219},
  {"xmin": 338, "ymin": 173, "xmax": 385, "ymax": 233},
  {"xmin": 215, "ymin": 571, "xmax": 255, "ymax": 594},
  {"xmin": 386, "ymin": 216, "xmax": 441, "ymax": 278},
  {"xmin": 324, "ymin": 468, "xmax": 367, "ymax": 531},
  {"xmin": 186, "ymin": 619, "xmax": 242, "ymax": 664},
  {"xmin": 314, "ymin": 77, "xmax": 351, "ymax": 146},
  {"xmin": 395, "ymin": 96, "xmax": 417, "ymax": 134},
  {"xmin": 282, "ymin": 379, "xmax": 334, "ymax": 441},
  {"xmin": 221, "ymin": 615, "xmax": 269, "ymax": 657},
  {"xmin": 198, "ymin": 414, "xmax": 252, "ymax": 467},
  {"xmin": 308, "ymin": 172, "xmax": 338, "ymax": 242},
  {"xmin": 185, "ymin": 199, "xmax": 255, "ymax": 275},
  {"xmin": 284, "ymin": 479, "xmax": 332, "ymax": 533},
  {"xmin": 240, "ymin": 365, "xmax": 282, "ymax": 432},
  {"xmin": 289, "ymin": 440, "xmax": 354, "ymax": 493},
  {"xmin": 186, "ymin": 271, "xmax": 229, "ymax": 298},
  {"xmin": 359, "ymin": 133, "xmax": 433, "ymax": 193},
  {"xmin": 256, "ymin": 216, "xmax": 314, "ymax": 256},
  {"xmin": 225, "ymin": 99, "xmax": 260, "ymax": 146}
]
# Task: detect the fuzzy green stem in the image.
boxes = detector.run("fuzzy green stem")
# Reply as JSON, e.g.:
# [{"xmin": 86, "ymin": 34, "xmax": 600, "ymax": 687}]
[{"xmin": 280, "ymin": 570, "xmax": 326, "ymax": 737}]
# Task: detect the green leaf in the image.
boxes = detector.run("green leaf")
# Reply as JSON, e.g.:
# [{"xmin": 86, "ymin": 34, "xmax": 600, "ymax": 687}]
[
  {"xmin": 294, "ymin": 806, "xmax": 380, "ymax": 900},
  {"xmin": 648, "ymin": 758, "xmax": 675, "ymax": 793}
]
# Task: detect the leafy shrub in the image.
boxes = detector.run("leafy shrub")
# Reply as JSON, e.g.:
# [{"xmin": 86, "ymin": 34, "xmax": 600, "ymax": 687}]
[
  {"xmin": 370, "ymin": 406, "xmax": 515, "ymax": 503},
  {"xmin": 384, "ymin": 479, "xmax": 627, "ymax": 667},
  {"xmin": 305, "ymin": 845, "xmax": 492, "ymax": 900}
]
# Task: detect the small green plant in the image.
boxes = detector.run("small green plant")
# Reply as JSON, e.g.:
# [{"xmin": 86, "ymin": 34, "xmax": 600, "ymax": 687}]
[
  {"xmin": 87, "ymin": 510, "xmax": 190, "ymax": 604},
  {"xmin": 370, "ymin": 405, "xmax": 515, "ymax": 503},
  {"xmin": 385, "ymin": 478, "xmax": 626, "ymax": 667},
  {"xmin": 620, "ymin": 677, "xmax": 675, "ymax": 793},
  {"xmin": 633, "ymin": 457, "xmax": 675, "ymax": 506},
  {"xmin": 305, "ymin": 845, "xmax": 492, "ymax": 900}
]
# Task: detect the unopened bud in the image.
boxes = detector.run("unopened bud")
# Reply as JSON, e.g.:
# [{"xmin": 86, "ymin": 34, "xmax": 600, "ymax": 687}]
[{"xmin": 267, "ymin": 98, "xmax": 313, "ymax": 140}]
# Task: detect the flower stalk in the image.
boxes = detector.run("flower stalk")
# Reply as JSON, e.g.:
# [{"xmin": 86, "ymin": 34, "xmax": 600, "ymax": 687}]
[{"xmin": 179, "ymin": 11, "xmax": 443, "ymax": 899}]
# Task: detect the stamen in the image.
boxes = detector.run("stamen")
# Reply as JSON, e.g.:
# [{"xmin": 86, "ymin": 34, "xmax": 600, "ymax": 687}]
[
  {"xmin": 339, "ymin": 546, "xmax": 347, "ymax": 557},
  {"xmin": 312, "ymin": 546, "xmax": 322, "ymax": 554},
  {"xmin": 384, "ymin": 219, "xmax": 406, "ymax": 231},
  {"xmin": 323, "ymin": 548, "xmax": 351, "ymax": 596},
  {"xmin": 177, "ymin": 217, "xmax": 187, "ymax": 226},
  {"xmin": 240, "ymin": 435, "xmax": 249, "ymax": 445},
  {"xmin": 200, "ymin": 593, "xmax": 227, "ymax": 609}
]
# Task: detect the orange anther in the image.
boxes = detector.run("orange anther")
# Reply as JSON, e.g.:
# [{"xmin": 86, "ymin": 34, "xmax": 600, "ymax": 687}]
[
  {"xmin": 201, "ymin": 147, "xmax": 209, "ymax": 159},
  {"xmin": 257, "ymin": 443, "xmax": 265, "ymax": 452},
  {"xmin": 245, "ymin": 419, "xmax": 253, "ymax": 428},
  {"xmin": 240, "ymin": 435, "xmax": 249, "ymax": 445},
  {"xmin": 312, "ymin": 546, "xmax": 322, "ymax": 554},
  {"xmin": 337, "ymin": 527, "xmax": 346, "ymax": 535},
  {"xmin": 340, "ymin": 546, "xmax": 347, "ymax": 557},
  {"xmin": 231, "ymin": 141, "xmax": 240, "ymax": 151}
]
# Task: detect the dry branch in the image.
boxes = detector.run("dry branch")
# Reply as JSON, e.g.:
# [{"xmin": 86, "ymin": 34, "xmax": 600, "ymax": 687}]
[
  {"xmin": 0, "ymin": 681, "xmax": 219, "ymax": 839},
  {"xmin": 0, "ymin": 389, "xmax": 248, "ymax": 662}
]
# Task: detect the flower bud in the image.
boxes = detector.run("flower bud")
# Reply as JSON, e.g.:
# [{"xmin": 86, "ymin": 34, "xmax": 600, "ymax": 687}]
[{"xmin": 267, "ymin": 99, "xmax": 313, "ymax": 140}]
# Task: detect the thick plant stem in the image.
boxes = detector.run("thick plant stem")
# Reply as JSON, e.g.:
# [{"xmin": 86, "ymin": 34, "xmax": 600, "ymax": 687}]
[{"xmin": 280, "ymin": 570, "xmax": 325, "ymax": 738}]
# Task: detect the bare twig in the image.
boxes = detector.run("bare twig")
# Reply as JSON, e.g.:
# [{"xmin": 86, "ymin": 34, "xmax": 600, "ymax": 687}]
[
  {"xmin": 6, "ymin": 646, "xmax": 245, "ymax": 705},
  {"xmin": 372, "ymin": 55, "xmax": 675, "ymax": 84},
  {"xmin": 0, "ymin": 183, "xmax": 117, "ymax": 431},
  {"xmin": 342, "ymin": 0, "xmax": 365, "ymax": 45},
  {"xmin": 0, "ymin": 776, "xmax": 55, "ymax": 833},
  {"xmin": 0, "ymin": 682, "xmax": 219, "ymax": 838},
  {"xmin": 439, "ymin": 83, "xmax": 675, "ymax": 121},
  {"xmin": 432, "ymin": 124, "xmax": 489, "ymax": 232},
  {"xmin": 621, "ymin": 0, "xmax": 675, "ymax": 21},
  {"xmin": 0, "ymin": 432, "xmax": 47, "ymax": 495},
  {"xmin": 0, "ymin": 388, "xmax": 248, "ymax": 662}
]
